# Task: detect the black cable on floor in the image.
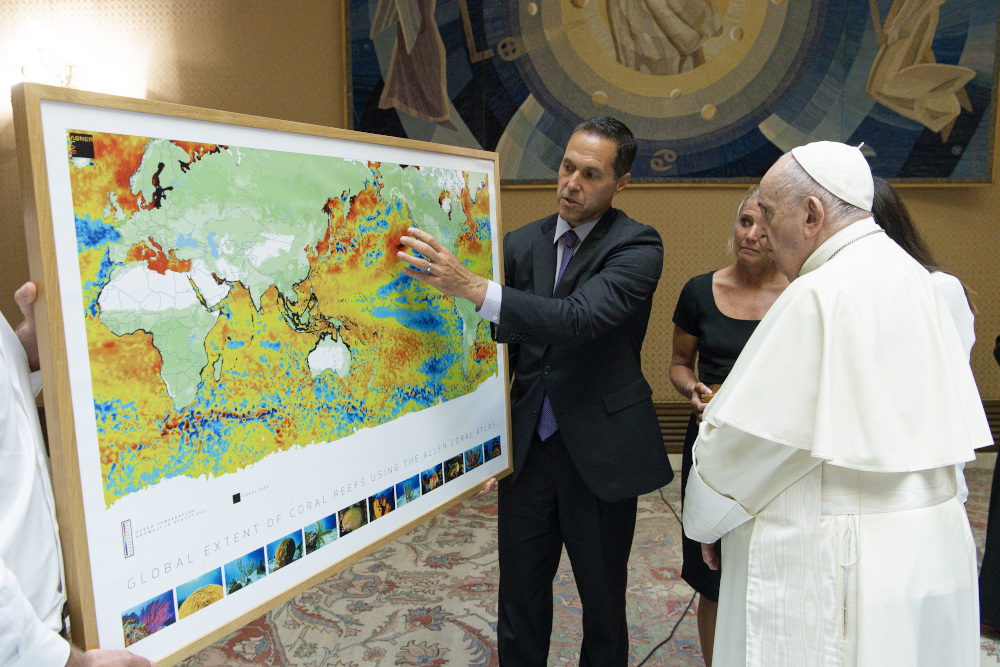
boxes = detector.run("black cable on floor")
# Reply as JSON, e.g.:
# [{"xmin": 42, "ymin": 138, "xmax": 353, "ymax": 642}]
[
  {"xmin": 658, "ymin": 487, "xmax": 681, "ymax": 524},
  {"xmin": 635, "ymin": 592, "xmax": 696, "ymax": 667},
  {"xmin": 633, "ymin": 485, "xmax": 696, "ymax": 666}
]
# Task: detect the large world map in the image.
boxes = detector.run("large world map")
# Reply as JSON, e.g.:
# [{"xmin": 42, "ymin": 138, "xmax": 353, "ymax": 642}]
[{"xmin": 68, "ymin": 131, "xmax": 497, "ymax": 506}]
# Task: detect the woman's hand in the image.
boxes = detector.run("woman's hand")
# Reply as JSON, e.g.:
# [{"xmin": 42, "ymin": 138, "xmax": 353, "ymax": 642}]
[{"xmin": 689, "ymin": 382, "xmax": 713, "ymax": 423}]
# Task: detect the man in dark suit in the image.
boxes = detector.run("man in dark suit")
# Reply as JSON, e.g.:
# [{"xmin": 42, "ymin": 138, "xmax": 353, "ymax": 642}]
[{"xmin": 398, "ymin": 116, "xmax": 673, "ymax": 666}]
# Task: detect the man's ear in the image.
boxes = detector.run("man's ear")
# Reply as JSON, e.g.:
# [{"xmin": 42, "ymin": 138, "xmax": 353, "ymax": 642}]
[
  {"xmin": 614, "ymin": 172, "xmax": 630, "ymax": 195},
  {"xmin": 802, "ymin": 195, "xmax": 826, "ymax": 239}
]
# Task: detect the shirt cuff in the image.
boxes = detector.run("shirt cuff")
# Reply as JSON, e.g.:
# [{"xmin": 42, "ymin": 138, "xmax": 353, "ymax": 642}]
[
  {"xmin": 476, "ymin": 280, "xmax": 502, "ymax": 324},
  {"xmin": 30, "ymin": 370, "xmax": 42, "ymax": 398},
  {"xmin": 682, "ymin": 461, "xmax": 752, "ymax": 543}
]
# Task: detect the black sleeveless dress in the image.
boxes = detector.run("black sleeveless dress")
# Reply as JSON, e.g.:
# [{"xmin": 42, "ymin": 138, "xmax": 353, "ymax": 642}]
[{"xmin": 672, "ymin": 271, "xmax": 759, "ymax": 602}]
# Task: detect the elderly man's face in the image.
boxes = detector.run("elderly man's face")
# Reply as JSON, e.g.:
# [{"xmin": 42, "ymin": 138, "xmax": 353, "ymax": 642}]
[{"xmin": 757, "ymin": 155, "xmax": 809, "ymax": 279}]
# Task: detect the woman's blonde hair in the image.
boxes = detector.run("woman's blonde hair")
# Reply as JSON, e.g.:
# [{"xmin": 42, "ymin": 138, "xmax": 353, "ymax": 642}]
[{"xmin": 726, "ymin": 185, "xmax": 760, "ymax": 256}]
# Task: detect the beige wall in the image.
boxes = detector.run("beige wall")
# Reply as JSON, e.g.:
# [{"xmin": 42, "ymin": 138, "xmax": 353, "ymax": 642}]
[{"xmin": 2, "ymin": 1, "xmax": 998, "ymax": 400}]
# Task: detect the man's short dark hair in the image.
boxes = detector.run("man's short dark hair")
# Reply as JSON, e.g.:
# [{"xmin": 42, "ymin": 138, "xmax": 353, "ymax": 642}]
[{"xmin": 572, "ymin": 116, "xmax": 637, "ymax": 180}]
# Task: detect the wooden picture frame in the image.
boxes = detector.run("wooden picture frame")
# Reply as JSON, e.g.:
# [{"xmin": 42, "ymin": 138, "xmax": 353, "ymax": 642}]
[{"xmin": 12, "ymin": 82, "xmax": 510, "ymax": 665}]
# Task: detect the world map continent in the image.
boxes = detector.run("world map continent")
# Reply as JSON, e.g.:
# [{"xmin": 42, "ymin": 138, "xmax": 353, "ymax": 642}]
[{"xmin": 68, "ymin": 130, "xmax": 497, "ymax": 507}]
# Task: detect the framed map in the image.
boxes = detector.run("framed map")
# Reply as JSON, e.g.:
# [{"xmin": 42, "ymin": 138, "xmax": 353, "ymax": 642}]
[
  {"xmin": 12, "ymin": 83, "xmax": 510, "ymax": 664},
  {"xmin": 348, "ymin": 0, "xmax": 1000, "ymax": 184}
]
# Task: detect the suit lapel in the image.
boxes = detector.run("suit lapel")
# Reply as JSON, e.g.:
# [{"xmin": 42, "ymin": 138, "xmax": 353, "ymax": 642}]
[
  {"xmin": 532, "ymin": 215, "xmax": 559, "ymax": 296},
  {"xmin": 553, "ymin": 207, "xmax": 617, "ymax": 298}
]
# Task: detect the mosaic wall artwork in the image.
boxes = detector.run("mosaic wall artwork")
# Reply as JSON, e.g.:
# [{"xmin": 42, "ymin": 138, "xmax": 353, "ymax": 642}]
[{"xmin": 349, "ymin": 0, "xmax": 1000, "ymax": 183}]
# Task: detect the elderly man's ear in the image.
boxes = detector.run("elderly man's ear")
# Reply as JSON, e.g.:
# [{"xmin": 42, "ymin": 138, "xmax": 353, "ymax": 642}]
[{"xmin": 802, "ymin": 195, "xmax": 826, "ymax": 239}]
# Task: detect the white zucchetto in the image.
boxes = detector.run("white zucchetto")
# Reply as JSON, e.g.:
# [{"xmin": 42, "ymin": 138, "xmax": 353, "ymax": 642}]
[{"xmin": 790, "ymin": 141, "xmax": 874, "ymax": 212}]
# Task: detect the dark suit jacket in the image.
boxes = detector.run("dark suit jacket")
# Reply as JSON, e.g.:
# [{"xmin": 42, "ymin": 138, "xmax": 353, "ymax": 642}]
[{"xmin": 494, "ymin": 207, "xmax": 674, "ymax": 502}]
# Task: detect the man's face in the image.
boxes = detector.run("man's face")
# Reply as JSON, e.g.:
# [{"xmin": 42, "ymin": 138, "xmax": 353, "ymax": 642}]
[
  {"xmin": 756, "ymin": 155, "xmax": 809, "ymax": 279},
  {"xmin": 557, "ymin": 131, "xmax": 629, "ymax": 226}
]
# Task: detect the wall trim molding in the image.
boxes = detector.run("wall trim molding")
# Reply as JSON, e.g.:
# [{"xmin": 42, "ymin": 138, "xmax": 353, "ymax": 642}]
[{"xmin": 658, "ymin": 400, "xmax": 1000, "ymax": 454}]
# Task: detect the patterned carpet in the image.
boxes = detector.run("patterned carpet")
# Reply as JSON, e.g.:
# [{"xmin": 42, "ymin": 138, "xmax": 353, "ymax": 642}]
[{"xmin": 178, "ymin": 463, "xmax": 997, "ymax": 667}]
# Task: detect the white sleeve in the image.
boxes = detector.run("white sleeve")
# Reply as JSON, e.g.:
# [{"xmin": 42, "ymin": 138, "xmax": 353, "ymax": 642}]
[
  {"xmin": 932, "ymin": 274, "xmax": 974, "ymax": 502},
  {"xmin": 932, "ymin": 272, "xmax": 975, "ymax": 360},
  {"xmin": 476, "ymin": 280, "xmax": 502, "ymax": 324},
  {"xmin": 683, "ymin": 420, "xmax": 824, "ymax": 543},
  {"xmin": 0, "ymin": 556, "xmax": 70, "ymax": 667}
]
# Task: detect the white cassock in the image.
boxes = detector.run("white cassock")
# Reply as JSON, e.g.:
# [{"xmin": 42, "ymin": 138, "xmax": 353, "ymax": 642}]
[{"xmin": 683, "ymin": 218, "xmax": 993, "ymax": 666}]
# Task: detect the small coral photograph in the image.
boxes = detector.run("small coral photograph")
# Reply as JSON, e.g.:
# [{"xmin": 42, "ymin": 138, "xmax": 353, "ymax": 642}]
[
  {"xmin": 464, "ymin": 443, "xmax": 484, "ymax": 471},
  {"xmin": 338, "ymin": 501, "xmax": 369, "ymax": 537},
  {"xmin": 304, "ymin": 514, "xmax": 338, "ymax": 554},
  {"xmin": 395, "ymin": 474, "xmax": 421, "ymax": 507},
  {"xmin": 176, "ymin": 568, "xmax": 225, "ymax": 620},
  {"xmin": 266, "ymin": 530, "xmax": 304, "ymax": 573},
  {"xmin": 121, "ymin": 590, "xmax": 176, "ymax": 647},
  {"xmin": 421, "ymin": 464, "xmax": 443, "ymax": 494},
  {"xmin": 369, "ymin": 486, "xmax": 396, "ymax": 520},
  {"xmin": 444, "ymin": 454, "xmax": 464, "ymax": 482},
  {"xmin": 224, "ymin": 547, "xmax": 266, "ymax": 594},
  {"xmin": 484, "ymin": 437, "xmax": 502, "ymax": 461}
]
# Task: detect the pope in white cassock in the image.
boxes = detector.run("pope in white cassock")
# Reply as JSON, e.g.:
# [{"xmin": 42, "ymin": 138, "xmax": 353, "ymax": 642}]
[{"xmin": 682, "ymin": 141, "xmax": 993, "ymax": 666}]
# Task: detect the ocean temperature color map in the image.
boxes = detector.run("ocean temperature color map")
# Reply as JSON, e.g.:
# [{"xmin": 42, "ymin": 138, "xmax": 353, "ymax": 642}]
[{"xmin": 68, "ymin": 131, "xmax": 497, "ymax": 506}]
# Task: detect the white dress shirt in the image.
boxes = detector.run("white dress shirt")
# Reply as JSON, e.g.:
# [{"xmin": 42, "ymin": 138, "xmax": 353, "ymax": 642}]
[{"xmin": 477, "ymin": 215, "xmax": 602, "ymax": 324}]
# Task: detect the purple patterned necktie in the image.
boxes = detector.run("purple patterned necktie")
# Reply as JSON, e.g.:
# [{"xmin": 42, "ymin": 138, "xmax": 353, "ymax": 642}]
[{"xmin": 536, "ymin": 229, "xmax": 579, "ymax": 441}]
